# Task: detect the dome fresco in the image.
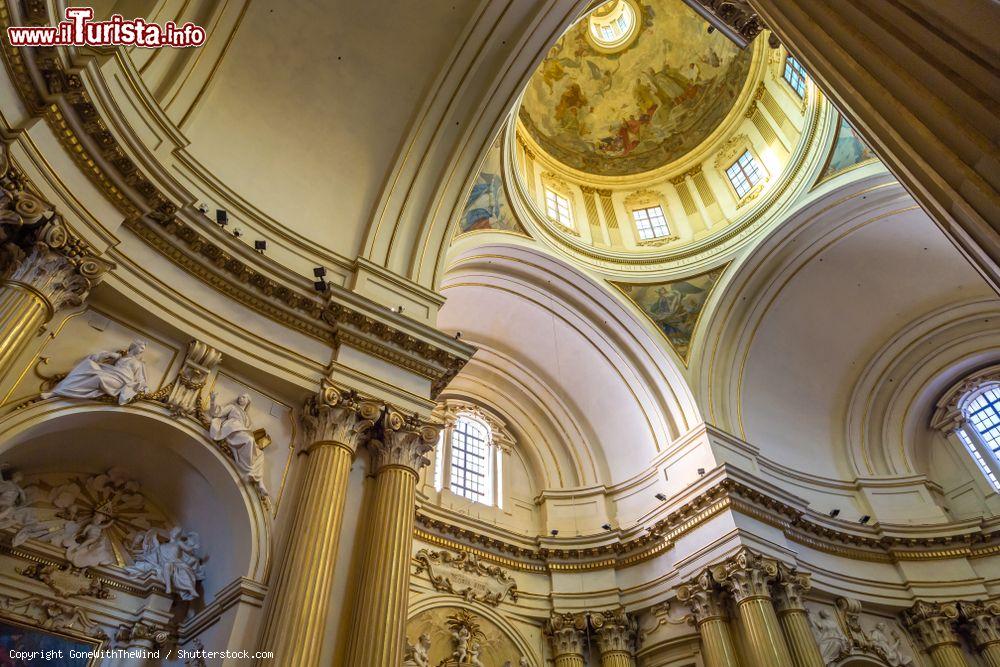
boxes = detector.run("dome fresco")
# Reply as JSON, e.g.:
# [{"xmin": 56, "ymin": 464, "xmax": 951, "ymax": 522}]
[{"xmin": 518, "ymin": 0, "xmax": 753, "ymax": 176}]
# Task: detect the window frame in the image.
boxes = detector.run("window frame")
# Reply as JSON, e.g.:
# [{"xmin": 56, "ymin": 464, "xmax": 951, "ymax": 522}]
[
  {"xmin": 544, "ymin": 188, "xmax": 575, "ymax": 229},
  {"xmin": 957, "ymin": 384, "xmax": 1000, "ymax": 491},
  {"xmin": 631, "ymin": 205, "xmax": 670, "ymax": 241},
  {"xmin": 783, "ymin": 55, "xmax": 807, "ymax": 97},
  {"xmin": 933, "ymin": 370, "xmax": 1000, "ymax": 495},
  {"xmin": 431, "ymin": 404, "xmax": 514, "ymax": 509},
  {"xmin": 725, "ymin": 149, "xmax": 765, "ymax": 199}
]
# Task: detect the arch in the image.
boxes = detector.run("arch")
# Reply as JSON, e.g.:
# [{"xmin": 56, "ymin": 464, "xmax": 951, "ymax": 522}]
[{"xmin": 0, "ymin": 400, "xmax": 271, "ymax": 592}]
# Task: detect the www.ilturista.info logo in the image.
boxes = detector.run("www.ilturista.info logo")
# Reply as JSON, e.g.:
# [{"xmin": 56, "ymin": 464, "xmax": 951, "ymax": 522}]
[{"xmin": 6, "ymin": 7, "xmax": 205, "ymax": 48}]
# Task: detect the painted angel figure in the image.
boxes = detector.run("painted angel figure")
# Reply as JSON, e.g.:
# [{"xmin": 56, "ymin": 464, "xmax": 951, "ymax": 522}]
[
  {"xmin": 42, "ymin": 339, "xmax": 149, "ymax": 405},
  {"xmin": 125, "ymin": 526, "xmax": 205, "ymax": 601},
  {"xmin": 208, "ymin": 392, "xmax": 268, "ymax": 499}
]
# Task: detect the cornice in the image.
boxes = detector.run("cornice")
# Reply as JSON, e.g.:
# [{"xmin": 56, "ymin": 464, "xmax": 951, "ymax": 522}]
[
  {"xmin": 0, "ymin": 0, "xmax": 474, "ymax": 396},
  {"xmin": 414, "ymin": 476, "xmax": 1000, "ymax": 572}
]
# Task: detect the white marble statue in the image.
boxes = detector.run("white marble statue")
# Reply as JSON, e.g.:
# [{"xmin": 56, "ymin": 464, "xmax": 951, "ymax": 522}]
[
  {"xmin": 520, "ymin": 659, "xmax": 529, "ymax": 667},
  {"xmin": 870, "ymin": 622, "xmax": 913, "ymax": 666},
  {"xmin": 0, "ymin": 468, "xmax": 27, "ymax": 529},
  {"xmin": 468, "ymin": 641, "xmax": 485, "ymax": 667},
  {"xmin": 125, "ymin": 526, "xmax": 205, "ymax": 601},
  {"xmin": 209, "ymin": 392, "xmax": 267, "ymax": 499},
  {"xmin": 811, "ymin": 608, "xmax": 851, "ymax": 663},
  {"xmin": 62, "ymin": 513, "xmax": 115, "ymax": 568},
  {"xmin": 403, "ymin": 633, "xmax": 431, "ymax": 667},
  {"xmin": 42, "ymin": 340, "xmax": 149, "ymax": 405}
]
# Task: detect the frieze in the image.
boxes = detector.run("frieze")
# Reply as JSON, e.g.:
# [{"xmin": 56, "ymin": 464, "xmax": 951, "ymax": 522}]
[{"xmin": 412, "ymin": 548, "xmax": 518, "ymax": 606}]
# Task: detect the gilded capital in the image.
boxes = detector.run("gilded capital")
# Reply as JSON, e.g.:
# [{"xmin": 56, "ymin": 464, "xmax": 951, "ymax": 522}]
[
  {"xmin": 544, "ymin": 612, "xmax": 588, "ymax": 658},
  {"xmin": 367, "ymin": 408, "xmax": 440, "ymax": 474},
  {"xmin": 300, "ymin": 381, "xmax": 380, "ymax": 453},
  {"xmin": 591, "ymin": 609, "xmax": 638, "ymax": 656},
  {"xmin": 901, "ymin": 600, "xmax": 961, "ymax": 651},
  {"xmin": 677, "ymin": 570, "xmax": 727, "ymax": 624},
  {"xmin": 771, "ymin": 561, "xmax": 811, "ymax": 612},
  {"xmin": 958, "ymin": 600, "xmax": 1000, "ymax": 650},
  {"xmin": 710, "ymin": 548, "xmax": 779, "ymax": 603}
]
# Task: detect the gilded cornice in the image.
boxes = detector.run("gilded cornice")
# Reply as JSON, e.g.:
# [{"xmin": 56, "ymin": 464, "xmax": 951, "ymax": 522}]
[
  {"xmin": 0, "ymin": 1, "xmax": 473, "ymax": 396},
  {"xmin": 414, "ymin": 479, "xmax": 1000, "ymax": 572}
]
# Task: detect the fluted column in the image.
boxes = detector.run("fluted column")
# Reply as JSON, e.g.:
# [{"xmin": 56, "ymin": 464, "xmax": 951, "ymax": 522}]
[
  {"xmin": 771, "ymin": 563, "xmax": 824, "ymax": 667},
  {"xmin": 344, "ymin": 409, "xmax": 440, "ymax": 667},
  {"xmin": 545, "ymin": 613, "xmax": 589, "ymax": 667},
  {"xmin": 592, "ymin": 609, "xmax": 638, "ymax": 667},
  {"xmin": 711, "ymin": 548, "xmax": 793, "ymax": 667},
  {"xmin": 959, "ymin": 601, "xmax": 1000, "ymax": 667},
  {"xmin": 255, "ymin": 383, "xmax": 379, "ymax": 666},
  {"xmin": 677, "ymin": 571, "xmax": 740, "ymax": 667},
  {"xmin": 0, "ymin": 216, "xmax": 110, "ymax": 381},
  {"xmin": 902, "ymin": 601, "xmax": 970, "ymax": 667}
]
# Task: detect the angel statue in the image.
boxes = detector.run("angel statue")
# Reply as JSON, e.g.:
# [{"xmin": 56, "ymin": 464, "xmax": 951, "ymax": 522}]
[
  {"xmin": 124, "ymin": 526, "xmax": 206, "ymax": 601},
  {"xmin": 403, "ymin": 633, "xmax": 431, "ymax": 667},
  {"xmin": 42, "ymin": 339, "xmax": 148, "ymax": 405},
  {"xmin": 208, "ymin": 392, "xmax": 268, "ymax": 499},
  {"xmin": 810, "ymin": 608, "xmax": 851, "ymax": 663},
  {"xmin": 468, "ymin": 641, "xmax": 485, "ymax": 667},
  {"xmin": 870, "ymin": 622, "xmax": 914, "ymax": 666},
  {"xmin": 0, "ymin": 468, "xmax": 28, "ymax": 530}
]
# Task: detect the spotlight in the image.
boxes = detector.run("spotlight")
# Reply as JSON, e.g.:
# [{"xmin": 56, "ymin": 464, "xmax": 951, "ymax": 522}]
[
  {"xmin": 313, "ymin": 280, "xmax": 328, "ymax": 293},
  {"xmin": 859, "ymin": 515, "xmax": 871, "ymax": 524},
  {"xmin": 601, "ymin": 523, "xmax": 612, "ymax": 531},
  {"xmin": 697, "ymin": 468, "xmax": 706, "ymax": 476},
  {"xmin": 829, "ymin": 509, "xmax": 840, "ymax": 518},
  {"xmin": 312, "ymin": 267, "xmax": 327, "ymax": 292},
  {"xmin": 254, "ymin": 240, "xmax": 267, "ymax": 253},
  {"xmin": 454, "ymin": 331, "xmax": 462, "ymax": 340},
  {"xmin": 231, "ymin": 227, "xmax": 243, "ymax": 238},
  {"xmin": 390, "ymin": 305, "xmax": 405, "ymax": 314},
  {"xmin": 550, "ymin": 529, "xmax": 559, "ymax": 537},
  {"xmin": 197, "ymin": 203, "xmax": 209, "ymax": 215},
  {"xmin": 655, "ymin": 493, "xmax": 666, "ymax": 501},
  {"xmin": 216, "ymin": 209, "xmax": 228, "ymax": 226},
  {"xmin": 313, "ymin": 267, "xmax": 326, "ymax": 278}
]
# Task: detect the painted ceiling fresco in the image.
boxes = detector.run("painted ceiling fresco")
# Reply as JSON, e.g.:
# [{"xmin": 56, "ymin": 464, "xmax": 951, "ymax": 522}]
[
  {"xmin": 817, "ymin": 113, "xmax": 879, "ymax": 183},
  {"xmin": 519, "ymin": 0, "xmax": 752, "ymax": 176},
  {"xmin": 613, "ymin": 266, "xmax": 725, "ymax": 361}
]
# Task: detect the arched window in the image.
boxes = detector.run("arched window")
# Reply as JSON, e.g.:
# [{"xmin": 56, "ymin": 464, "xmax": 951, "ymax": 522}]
[
  {"xmin": 783, "ymin": 55, "xmax": 808, "ymax": 97},
  {"xmin": 433, "ymin": 404, "xmax": 513, "ymax": 508},
  {"xmin": 933, "ymin": 369, "xmax": 1000, "ymax": 492}
]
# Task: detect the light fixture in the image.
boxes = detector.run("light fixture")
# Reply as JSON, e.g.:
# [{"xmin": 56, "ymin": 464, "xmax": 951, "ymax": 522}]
[
  {"xmin": 601, "ymin": 523, "xmax": 612, "ymax": 531},
  {"xmin": 254, "ymin": 240, "xmax": 267, "ymax": 253},
  {"xmin": 697, "ymin": 468, "xmax": 706, "ymax": 476},
  {"xmin": 313, "ymin": 267, "xmax": 328, "ymax": 293},
  {"xmin": 859, "ymin": 515, "xmax": 871, "ymax": 524},
  {"xmin": 231, "ymin": 227, "xmax": 243, "ymax": 238},
  {"xmin": 550, "ymin": 529, "xmax": 559, "ymax": 537},
  {"xmin": 655, "ymin": 493, "xmax": 666, "ymax": 501},
  {"xmin": 829, "ymin": 509, "xmax": 840, "ymax": 518},
  {"xmin": 216, "ymin": 209, "xmax": 228, "ymax": 226}
]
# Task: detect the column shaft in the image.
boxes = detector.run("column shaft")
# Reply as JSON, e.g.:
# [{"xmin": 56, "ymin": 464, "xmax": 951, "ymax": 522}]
[
  {"xmin": 777, "ymin": 608, "xmax": 825, "ymax": 667},
  {"xmin": 343, "ymin": 465, "xmax": 418, "ymax": 666},
  {"xmin": 734, "ymin": 597, "xmax": 794, "ymax": 667},
  {"xmin": 600, "ymin": 650, "xmax": 634, "ymax": 667},
  {"xmin": 555, "ymin": 655, "xmax": 586, "ymax": 667},
  {"xmin": 926, "ymin": 643, "xmax": 972, "ymax": 667},
  {"xmin": 0, "ymin": 282, "xmax": 49, "ymax": 380},
  {"xmin": 698, "ymin": 617, "xmax": 740, "ymax": 667},
  {"xmin": 256, "ymin": 442, "xmax": 353, "ymax": 666},
  {"xmin": 980, "ymin": 644, "xmax": 1000, "ymax": 667}
]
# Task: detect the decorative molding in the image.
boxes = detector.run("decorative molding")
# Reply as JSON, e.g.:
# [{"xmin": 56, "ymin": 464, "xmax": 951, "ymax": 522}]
[
  {"xmin": 412, "ymin": 548, "xmax": 518, "ymax": 606},
  {"xmin": 0, "ymin": 592, "xmax": 107, "ymax": 639},
  {"xmin": 710, "ymin": 547, "xmax": 778, "ymax": 602},
  {"xmin": 679, "ymin": 0, "xmax": 773, "ymax": 49},
  {"xmin": 713, "ymin": 133, "xmax": 752, "ymax": 170},
  {"xmin": 368, "ymin": 408, "xmax": 441, "ymax": 474},
  {"xmin": 930, "ymin": 364, "xmax": 1000, "ymax": 432},
  {"xmin": 300, "ymin": 379, "xmax": 380, "ymax": 452},
  {"xmin": 544, "ymin": 612, "xmax": 588, "ymax": 658},
  {"xmin": 901, "ymin": 600, "xmax": 961, "ymax": 652},
  {"xmin": 165, "ymin": 340, "xmax": 222, "ymax": 420},
  {"xmin": 16, "ymin": 562, "xmax": 115, "ymax": 600},
  {"xmin": 116, "ymin": 620, "xmax": 173, "ymax": 648}
]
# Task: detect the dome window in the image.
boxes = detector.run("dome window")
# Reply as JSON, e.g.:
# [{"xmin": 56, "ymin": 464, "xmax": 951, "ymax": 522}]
[{"xmin": 587, "ymin": 1, "xmax": 640, "ymax": 52}]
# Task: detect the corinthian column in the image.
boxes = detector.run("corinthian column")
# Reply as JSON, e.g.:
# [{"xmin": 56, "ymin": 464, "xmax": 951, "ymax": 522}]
[
  {"xmin": 677, "ymin": 571, "xmax": 740, "ymax": 667},
  {"xmin": 592, "ymin": 609, "xmax": 638, "ymax": 667},
  {"xmin": 959, "ymin": 601, "xmax": 1000, "ymax": 667},
  {"xmin": 545, "ymin": 613, "xmax": 589, "ymax": 667},
  {"xmin": 902, "ymin": 601, "xmax": 970, "ymax": 667},
  {"xmin": 711, "ymin": 548, "xmax": 793, "ymax": 667},
  {"xmin": 343, "ymin": 409, "xmax": 440, "ymax": 667},
  {"xmin": 771, "ymin": 563, "xmax": 824, "ymax": 667},
  {"xmin": 256, "ymin": 383, "xmax": 379, "ymax": 666},
  {"xmin": 0, "ymin": 214, "xmax": 110, "ymax": 381}
]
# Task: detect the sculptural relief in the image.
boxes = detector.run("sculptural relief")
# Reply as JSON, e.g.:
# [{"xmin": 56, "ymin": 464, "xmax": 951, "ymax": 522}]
[
  {"xmin": 810, "ymin": 608, "xmax": 851, "ymax": 663},
  {"xmin": 124, "ymin": 527, "xmax": 206, "ymax": 601},
  {"xmin": 869, "ymin": 621, "xmax": 914, "ymax": 666},
  {"xmin": 403, "ymin": 633, "xmax": 431, "ymax": 667},
  {"xmin": 209, "ymin": 391, "xmax": 268, "ymax": 500},
  {"xmin": 42, "ymin": 339, "xmax": 149, "ymax": 405}
]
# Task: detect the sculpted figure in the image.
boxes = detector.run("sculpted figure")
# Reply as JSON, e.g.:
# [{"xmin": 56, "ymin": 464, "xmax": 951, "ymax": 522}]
[
  {"xmin": 43, "ymin": 340, "xmax": 148, "ymax": 404},
  {"xmin": 62, "ymin": 514, "xmax": 115, "ymax": 568},
  {"xmin": 125, "ymin": 527, "xmax": 205, "ymax": 601},
  {"xmin": 811, "ymin": 608, "xmax": 851, "ymax": 663},
  {"xmin": 468, "ymin": 641, "xmax": 485, "ymax": 667},
  {"xmin": 403, "ymin": 633, "xmax": 431, "ymax": 667},
  {"xmin": 209, "ymin": 392, "xmax": 267, "ymax": 498},
  {"xmin": 452, "ymin": 625, "xmax": 470, "ymax": 662},
  {"xmin": 870, "ymin": 622, "xmax": 913, "ymax": 666},
  {"xmin": 520, "ymin": 659, "xmax": 530, "ymax": 667},
  {"xmin": 0, "ymin": 469, "xmax": 27, "ymax": 529}
]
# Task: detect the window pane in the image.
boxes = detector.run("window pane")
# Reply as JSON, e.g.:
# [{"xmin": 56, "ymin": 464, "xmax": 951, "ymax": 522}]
[
  {"xmin": 632, "ymin": 206, "xmax": 669, "ymax": 240},
  {"xmin": 450, "ymin": 416, "xmax": 490, "ymax": 502},
  {"xmin": 545, "ymin": 189, "xmax": 574, "ymax": 227},
  {"xmin": 958, "ymin": 429, "xmax": 1000, "ymax": 491},
  {"xmin": 783, "ymin": 55, "xmax": 807, "ymax": 97},
  {"xmin": 727, "ymin": 151, "xmax": 763, "ymax": 198}
]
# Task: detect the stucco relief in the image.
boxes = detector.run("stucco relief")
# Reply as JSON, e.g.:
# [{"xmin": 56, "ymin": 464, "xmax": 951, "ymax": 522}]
[
  {"xmin": 519, "ymin": 0, "xmax": 752, "ymax": 175},
  {"xmin": 405, "ymin": 606, "xmax": 528, "ymax": 667}
]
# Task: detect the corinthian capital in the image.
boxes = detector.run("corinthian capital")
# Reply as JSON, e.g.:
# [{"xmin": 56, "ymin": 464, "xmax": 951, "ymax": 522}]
[
  {"xmin": 544, "ymin": 612, "xmax": 588, "ymax": 658},
  {"xmin": 771, "ymin": 561, "xmax": 811, "ymax": 612},
  {"xmin": 591, "ymin": 609, "xmax": 638, "ymax": 656},
  {"xmin": 300, "ymin": 381, "xmax": 381, "ymax": 453},
  {"xmin": 958, "ymin": 600, "xmax": 1000, "ymax": 651},
  {"xmin": 677, "ymin": 570, "xmax": 728, "ymax": 624},
  {"xmin": 710, "ymin": 547, "xmax": 779, "ymax": 603},
  {"xmin": 901, "ymin": 600, "xmax": 961, "ymax": 651},
  {"xmin": 367, "ymin": 408, "xmax": 441, "ymax": 474}
]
